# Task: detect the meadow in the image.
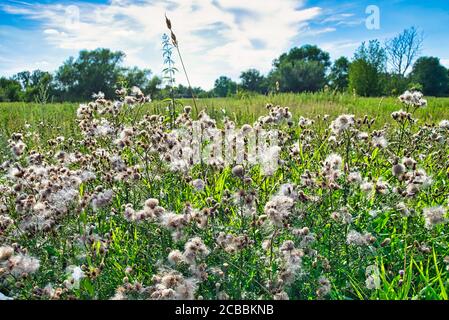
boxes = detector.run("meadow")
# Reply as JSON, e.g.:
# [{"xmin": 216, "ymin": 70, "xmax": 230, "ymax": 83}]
[{"xmin": 1, "ymin": 90, "xmax": 449, "ymax": 300}]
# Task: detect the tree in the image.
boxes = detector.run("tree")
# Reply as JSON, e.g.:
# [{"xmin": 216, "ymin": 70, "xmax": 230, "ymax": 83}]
[
  {"xmin": 349, "ymin": 59, "xmax": 381, "ymax": 97},
  {"xmin": 240, "ymin": 69, "xmax": 266, "ymax": 93},
  {"xmin": 55, "ymin": 48, "xmax": 126, "ymax": 101},
  {"xmin": 145, "ymin": 75, "xmax": 163, "ymax": 99},
  {"xmin": 349, "ymin": 40, "xmax": 387, "ymax": 96},
  {"xmin": 12, "ymin": 70, "xmax": 54, "ymax": 102},
  {"xmin": 410, "ymin": 57, "xmax": 449, "ymax": 96},
  {"xmin": 270, "ymin": 45, "xmax": 330, "ymax": 93},
  {"xmin": 274, "ymin": 45, "xmax": 331, "ymax": 69},
  {"xmin": 382, "ymin": 73, "xmax": 409, "ymax": 96},
  {"xmin": 271, "ymin": 60, "xmax": 327, "ymax": 93},
  {"xmin": 354, "ymin": 40, "xmax": 387, "ymax": 73},
  {"xmin": 121, "ymin": 67, "xmax": 152, "ymax": 90},
  {"xmin": 328, "ymin": 57, "xmax": 350, "ymax": 91},
  {"xmin": 213, "ymin": 76, "xmax": 237, "ymax": 97},
  {"xmin": 0, "ymin": 77, "xmax": 22, "ymax": 102},
  {"xmin": 385, "ymin": 27, "xmax": 423, "ymax": 76},
  {"xmin": 13, "ymin": 71, "xmax": 31, "ymax": 89}
]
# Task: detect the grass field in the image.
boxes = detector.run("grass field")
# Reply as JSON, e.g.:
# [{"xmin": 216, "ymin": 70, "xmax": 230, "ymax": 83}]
[
  {"xmin": 2, "ymin": 92, "xmax": 449, "ymax": 131},
  {"xmin": 1, "ymin": 91, "xmax": 449, "ymax": 300}
]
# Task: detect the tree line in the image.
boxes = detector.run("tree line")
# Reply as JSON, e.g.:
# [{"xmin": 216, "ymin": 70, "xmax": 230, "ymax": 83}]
[
  {"xmin": 1, "ymin": 27, "xmax": 448, "ymax": 103},
  {"xmin": 217, "ymin": 27, "xmax": 449, "ymax": 98}
]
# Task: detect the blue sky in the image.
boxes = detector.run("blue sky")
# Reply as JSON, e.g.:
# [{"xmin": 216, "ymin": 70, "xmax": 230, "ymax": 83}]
[{"xmin": 1, "ymin": 0, "xmax": 448, "ymax": 89}]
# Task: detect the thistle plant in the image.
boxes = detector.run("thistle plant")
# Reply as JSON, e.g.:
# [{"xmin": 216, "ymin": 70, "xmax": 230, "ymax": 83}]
[
  {"xmin": 162, "ymin": 33, "xmax": 178, "ymax": 127},
  {"xmin": 165, "ymin": 15, "xmax": 199, "ymax": 117}
]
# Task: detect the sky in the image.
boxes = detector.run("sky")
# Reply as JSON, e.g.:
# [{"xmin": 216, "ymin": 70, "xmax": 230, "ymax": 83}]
[{"xmin": 0, "ymin": 0, "xmax": 448, "ymax": 89}]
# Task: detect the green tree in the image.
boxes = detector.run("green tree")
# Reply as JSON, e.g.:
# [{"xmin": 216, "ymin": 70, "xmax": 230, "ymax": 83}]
[
  {"xmin": 382, "ymin": 73, "xmax": 409, "ymax": 96},
  {"xmin": 0, "ymin": 77, "xmax": 22, "ymax": 102},
  {"xmin": 349, "ymin": 40, "xmax": 387, "ymax": 96},
  {"xmin": 270, "ymin": 45, "xmax": 330, "ymax": 93},
  {"xmin": 13, "ymin": 71, "xmax": 31, "ymax": 89},
  {"xmin": 274, "ymin": 45, "xmax": 331, "ymax": 68},
  {"xmin": 349, "ymin": 59, "xmax": 380, "ymax": 97},
  {"xmin": 328, "ymin": 57, "xmax": 350, "ymax": 91},
  {"xmin": 55, "ymin": 48, "xmax": 126, "ymax": 101},
  {"xmin": 354, "ymin": 40, "xmax": 387, "ymax": 72},
  {"xmin": 410, "ymin": 57, "xmax": 449, "ymax": 96},
  {"xmin": 213, "ymin": 76, "xmax": 237, "ymax": 97},
  {"xmin": 145, "ymin": 75, "xmax": 163, "ymax": 99},
  {"xmin": 121, "ymin": 67, "xmax": 152, "ymax": 90},
  {"xmin": 239, "ymin": 69, "xmax": 266, "ymax": 93},
  {"xmin": 19, "ymin": 70, "xmax": 54, "ymax": 102},
  {"xmin": 271, "ymin": 60, "xmax": 327, "ymax": 93}
]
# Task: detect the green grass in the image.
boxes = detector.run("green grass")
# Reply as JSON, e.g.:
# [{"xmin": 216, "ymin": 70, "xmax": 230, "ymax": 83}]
[{"xmin": 2, "ymin": 92, "xmax": 449, "ymax": 139}]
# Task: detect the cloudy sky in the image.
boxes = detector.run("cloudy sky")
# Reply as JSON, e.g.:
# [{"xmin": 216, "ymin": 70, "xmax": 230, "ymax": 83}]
[{"xmin": 1, "ymin": 0, "xmax": 448, "ymax": 89}]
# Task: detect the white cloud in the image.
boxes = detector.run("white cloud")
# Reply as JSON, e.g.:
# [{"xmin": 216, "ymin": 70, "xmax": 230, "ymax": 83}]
[
  {"xmin": 320, "ymin": 40, "xmax": 360, "ymax": 59},
  {"xmin": 441, "ymin": 59, "xmax": 449, "ymax": 68},
  {"xmin": 320, "ymin": 12, "xmax": 364, "ymax": 27},
  {"xmin": 1, "ymin": 0, "xmax": 323, "ymax": 89},
  {"xmin": 301, "ymin": 27, "xmax": 337, "ymax": 37}
]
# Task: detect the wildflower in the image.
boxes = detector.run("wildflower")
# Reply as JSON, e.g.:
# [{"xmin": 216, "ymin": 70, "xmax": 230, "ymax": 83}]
[
  {"xmin": 346, "ymin": 230, "xmax": 373, "ymax": 246},
  {"xmin": 231, "ymin": 165, "xmax": 244, "ymax": 177},
  {"xmin": 392, "ymin": 163, "xmax": 406, "ymax": 178},
  {"xmin": 391, "ymin": 109, "xmax": 411, "ymax": 122},
  {"xmin": 264, "ymin": 195, "xmax": 294, "ymax": 227},
  {"xmin": 423, "ymin": 206, "xmax": 447, "ymax": 229},
  {"xmin": 323, "ymin": 154, "xmax": 342, "ymax": 171},
  {"xmin": 372, "ymin": 135, "xmax": 388, "ymax": 148},
  {"xmin": 358, "ymin": 132, "xmax": 369, "ymax": 140},
  {"xmin": 348, "ymin": 171, "xmax": 362, "ymax": 184},
  {"xmin": 360, "ymin": 180, "xmax": 374, "ymax": 194},
  {"xmin": 316, "ymin": 277, "xmax": 331, "ymax": 298},
  {"xmin": 279, "ymin": 183, "xmax": 297, "ymax": 200},
  {"xmin": 0, "ymin": 246, "xmax": 14, "ymax": 261},
  {"xmin": 150, "ymin": 271, "xmax": 198, "ymax": 300},
  {"xmin": 241, "ymin": 124, "xmax": 252, "ymax": 133},
  {"xmin": 92, "ymin": 91, "xmax": 105, "ymax": 99},
  {"xmin": 330, "ymin": 114, "xmax": 354, "ymax": 135},
  {"xmin": 130, "ymin": 86, "xmax": 143, "ymax": 97},
  {"xmin": 11, "ymin": 141, "xmax": 27, "ymax": 157},
  {"xmin": 259, "ymin": 146, "xmax": 281, "ymax": 176},
  {"xmin": 183, "ymin": 237, "xmax": 210, "ymax": 264},
  {"xmin": 65, "ymin": 265, "xmax": 85, "ymax": 289},
  {"xmin": 439, "ymin": 120, "xmax": 449, "ymax": 129},
  {"xmin": 92, "ymin": 189, "xmax": 114, "ymax": 211},
  {"xmin": 168, "ymin": 250, "xmax": 186, "ymax": 265},
  {"xmin": 160, "ymin": 212, "xmax": 189, "ymax": 239},
  {"xmin": 399, "ymin": 90, "xmax": 427, "ymax": 108},
  {"xmin": 145, "ymin": 198, "xmax": 159, "ymax": 210},
  {"xmin": 396, "ymin": 202, "xmax": 411, "ymax": 217},
  {"xmin": 365, "ymin": 265, "xmax": 381, "ymax": 290},
  {"xmin": 9, "ymin": 254, "xmax": 40, "ymax": 276},
  {"xmin": 298, "ymin": 116, "xmax": 313, "ymax": 127},
  {"xmin": 331, "ymin": 207, "xmax": 353, "ymax": 224},
  {"xmin": 375, "ymin": 178, "xmax": 390, "ymax": 195},
  {"xmin": 402, "ymin": 157, "xmax": 416, "ymax": 169},
  {"xmin": 273, "ymin": 291, "xmax": 289, "ymax": 300},
  {"xmin": 191, "ymin": 179, "xmax": 205, "ymax": 191}
]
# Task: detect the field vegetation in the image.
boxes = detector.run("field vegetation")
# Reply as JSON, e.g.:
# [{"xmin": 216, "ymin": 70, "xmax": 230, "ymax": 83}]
[{"xmin": 1, "ymin": 89, "xmax": 449, "ymax": 300}]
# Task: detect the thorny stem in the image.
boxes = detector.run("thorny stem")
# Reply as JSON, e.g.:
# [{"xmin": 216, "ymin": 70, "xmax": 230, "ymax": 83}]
[
  {"xmin": 174, "ymin": 45, "xmax": 199, "ymax": 118},
  {"xmin": 269, "ymin": 228, "xmax": 279, "ymax": 281}
]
